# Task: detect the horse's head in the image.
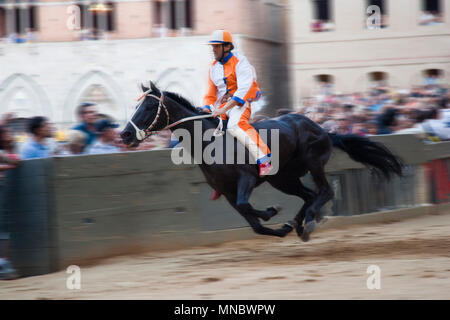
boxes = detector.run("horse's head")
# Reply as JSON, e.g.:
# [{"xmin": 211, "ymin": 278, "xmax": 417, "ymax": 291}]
[{"xmin": 120, "ymin": 81, "xmax": 168, "ymax": 147}]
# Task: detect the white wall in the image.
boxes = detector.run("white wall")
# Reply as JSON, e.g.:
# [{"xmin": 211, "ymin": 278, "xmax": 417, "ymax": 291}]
[{"xmin": 0, "ymin": 36, "xmax": 214, "ymax": 129}]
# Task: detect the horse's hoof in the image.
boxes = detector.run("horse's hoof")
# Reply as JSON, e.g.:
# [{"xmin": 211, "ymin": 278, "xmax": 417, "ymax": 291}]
[
  {"xmin": 296, "ymin": 225, "xmax": 304, "ymax": 237},
  {"xmin": 284, "ymin": 220, "xmax": 297, "ymax": 230},
  {"xmin": 300, "ymin": 220, "xmax": 317, "ymax": 242},
  {"xmin": 315, "ymin": 214, "xmax": 328, "ymax": 224},
  {"xmin": 317, "ymin": 216, "xmax": 329, "ymax": 226},
  {"xmin": 276, "ymin": 221, "xmax": 296, "ymax": 236},
  {"xmin": 273, "ymin": 205, "xmax": 283, "ymax": 212},
  {"xmin": 267, "ymin": 205, "xmax": 282, "ymax": 216}
]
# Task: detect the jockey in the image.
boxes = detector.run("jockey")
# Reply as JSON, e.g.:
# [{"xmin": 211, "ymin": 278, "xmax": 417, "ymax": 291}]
[{"xmin": 202, "ymin": 30, "xmax": 272, "ymax": 181}]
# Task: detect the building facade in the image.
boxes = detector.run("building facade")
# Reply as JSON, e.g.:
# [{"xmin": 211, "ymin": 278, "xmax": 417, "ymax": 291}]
[
  {"xmin": 0, "ymin": 0, "xmax": 290, "ymax": 130},
  {"xmin": 288, "ymin": 0, "xmax": 450, "ymax": 107}
]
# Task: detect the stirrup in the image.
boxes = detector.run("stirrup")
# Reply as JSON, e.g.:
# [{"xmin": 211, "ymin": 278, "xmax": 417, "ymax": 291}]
[{"xmin": 213, "ymin": 117, "xmax": 224, "ymax": 137}]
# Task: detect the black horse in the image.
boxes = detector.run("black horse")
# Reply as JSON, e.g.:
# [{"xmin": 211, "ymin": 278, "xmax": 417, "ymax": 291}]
[{"xmin": 121, "ymin": 82, "xmax": 403, "ymax": 241}]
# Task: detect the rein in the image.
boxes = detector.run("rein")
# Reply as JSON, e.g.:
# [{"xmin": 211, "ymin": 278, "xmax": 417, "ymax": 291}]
[{"xmin": 129, "ymin": 90, "xmax": 224, "ymax": 141}]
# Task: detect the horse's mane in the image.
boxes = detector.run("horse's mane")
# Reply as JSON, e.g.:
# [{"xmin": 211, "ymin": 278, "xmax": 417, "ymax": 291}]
[
  {"xmin": 163, "ymin": 90, "xmax": 219, "ymax": 125},
  {"xmin": 163, "ymin": 91, "xmax": 204, "ymax": 115}
]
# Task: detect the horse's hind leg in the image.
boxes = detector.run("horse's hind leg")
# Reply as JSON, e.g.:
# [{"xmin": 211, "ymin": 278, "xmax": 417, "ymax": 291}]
[
  {"xmin": 225, "ymin": 195, "xmax": 293, "ymax": 238},
  {"xmin": 292, "ymin": 180, "xmax": 317, "ymax": 237},
  {"xmin": 267, "ymin": 175, "xmax": 317, "ymax": 237},
  {"xmin": 302, "ymin": 157, "xmax": 334, "ymax": 242},
  {"xmin": 238, "ymin": 208, "xmax": 293, "ymax": 237},
  {"xmin": 225, "ymin": 176, "xmax": 293, "ymax": 238}
]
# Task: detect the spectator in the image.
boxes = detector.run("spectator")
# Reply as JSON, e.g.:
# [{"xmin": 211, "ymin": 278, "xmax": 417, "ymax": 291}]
[
  {"xmin": 335, "ymin": 114, "xmax": 353, "ymax": 134},
  {"xmin": 0, "ymin": 113, "xmax": 15, "ymax": 127},
  {"xmin": 131, "ymin": 130, "xmax": 171, "ymax": 151},
  {"xmin": 134, "ymin": 139, "xmax": 157, "ymax": 151},
  {"xmin": 322, "ymin": 20, "xmax": 335, "ymax": 32},
  {"xmin": 153, "ymin": 24, "xmax": 169, "ymax": 38},
  {"xmin": 366, "ymin": 120, "xmax": 378, "ymax": 135},
  {"xmin": 352, "ymin": 122, "xmax": 367, "ymax": 136},
  {"xmin": 152, "ymin": 130, "xmax": 172, "ymax": 149},
  {"xmin": 20, "ymin": 116, "xmax": 53, "ymax": 159},
  {"xmin": 322, "ymin": 119, "xmax": 338, "ymax": 133},
  {"xmin": 0, "ymin": 126, "xmax": 18, "ymax": 157},
  {"xmin": 291, "ymin": 83, "xmax": 448, "ymax": 140},
  {"xmin": 417, "ymin": 108, "xmax": 450, "ymax": 141},
  {"xmin": 86, "ymin": 119, "xmax": 121, "ymax": 155},
  {"xmin": 0, "ymin": 125, "xmax": 19, "ymax": 280},
  {"xmin": 395, "ymin": 116, "xmax": 415, "ymax": 131},
  {"xmin": 25, "ymin": 28, "xmax": 37, "ymax": 43},
  {"xmin": 376, "ymin": 108, "xmax": 398, "ymax": 135},
  {"xmin": 368, "ymin": 96, "xmax": 384, "ymax": 112},
  {"xmin": 58, "ymin": 130, "xmax": 87, "ymax": 156},
  {"xmin": 311, "ymin": 20, "xmax": 323, "ymax": 32},
  {"xmin": 0, "ymin": 125, "xmax": 20, "ymax": 174},
  {"xmin": 312, "ymin": 107, "xmax": 327, "ymax": 124},
  {"xmin": 419, "ymin": 11, "xmax": 442, "ymax": 26},
  {"xmin": 419, "ymin": 11, "xmax": 434, "ymax": 25},
  {"xmin": 73, "ymin": 102, "xmax": 99, "ymax": 147},
  {"xmin": 167, "ymin": 131, "xmax": 180, "ymax": 149}
]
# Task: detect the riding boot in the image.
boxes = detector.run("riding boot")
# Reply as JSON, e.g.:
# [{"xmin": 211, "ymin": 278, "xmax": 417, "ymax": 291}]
[
  {"xmin": 259, "ymin": 162, "xmax": 273, "ymax": 177},
  {"xmin": 211, "ymin": 190, "xmax": 222, "ymax": 201}
]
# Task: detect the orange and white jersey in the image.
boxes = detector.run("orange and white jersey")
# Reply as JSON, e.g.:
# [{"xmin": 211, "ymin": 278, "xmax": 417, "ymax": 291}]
[{"xmin": 203, "ymin": 52, "xmax": 261, "ymax": 111}]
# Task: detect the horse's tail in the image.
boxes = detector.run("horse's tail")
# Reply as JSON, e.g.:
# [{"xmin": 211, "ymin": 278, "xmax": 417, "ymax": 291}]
[{"xmin": 328, "ymin": 133, "xmax": 403, "ymax": 180}]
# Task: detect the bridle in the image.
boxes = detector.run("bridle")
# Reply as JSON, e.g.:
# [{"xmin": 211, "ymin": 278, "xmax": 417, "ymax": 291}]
[
  {"xmin": 129, "ymin": 89, "xmax": 169, "ymax": 141},
  {"xmin": 129, "ymin": 89, "xmax": 224, "ymax": 141}
]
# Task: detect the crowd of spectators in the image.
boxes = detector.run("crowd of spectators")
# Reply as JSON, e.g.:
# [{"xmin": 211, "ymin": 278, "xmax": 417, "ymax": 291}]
[
  {"xmin": 0, "ymin": 116, "xmax": 21, "ymax": 279},
  {"xmin": 0, "ymin": 101, "xmax": 172, "ymax": 163},
  {"xmin": 0, "ymin": 83, "xmax": 448, "ymax": 164},
  {"xmin": 252, "ymin": 83, "xmax": 449, "ymax": 142},
  {"xmin": 0, "ymin": 82, "xmax": 448, "ymax": 165}
]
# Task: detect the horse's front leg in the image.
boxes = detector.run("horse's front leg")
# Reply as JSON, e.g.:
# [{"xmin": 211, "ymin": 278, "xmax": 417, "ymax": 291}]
[
  {"xmin": 236, "ymin": 174, "xmax": 282, "ymax": 221},
  {"xmin": 226, "ymin": 175, "xmax": 293, "ymax": 238}
]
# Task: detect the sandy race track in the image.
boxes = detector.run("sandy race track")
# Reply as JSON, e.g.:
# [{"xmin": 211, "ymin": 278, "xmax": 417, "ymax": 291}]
[{"xmin": 1, "ymin": 211, "xmax": 449, "ymax": 300}]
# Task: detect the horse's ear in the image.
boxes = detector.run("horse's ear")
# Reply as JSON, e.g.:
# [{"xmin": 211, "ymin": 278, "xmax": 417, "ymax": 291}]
[
  {"xmin": 150, "ymin": 81, "xmax": 160, "ymax": 95},
  {"xmin": 140, "ymin": 82, "xmax": 149, "ymax": 92}
]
